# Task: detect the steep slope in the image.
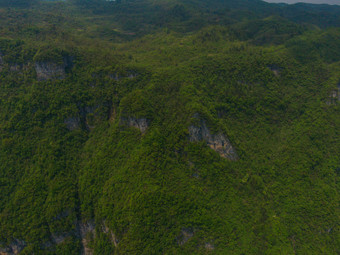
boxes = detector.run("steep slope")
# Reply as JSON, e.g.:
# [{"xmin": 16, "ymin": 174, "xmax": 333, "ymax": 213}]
[{"xmin": 0, "ymin": 1, "xmax": 339, "ymax": 255}]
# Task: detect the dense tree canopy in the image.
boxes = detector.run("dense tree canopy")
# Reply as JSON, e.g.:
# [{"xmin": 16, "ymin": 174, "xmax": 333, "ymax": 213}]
[{"xmin": 0, "ymin": 0, "xmax": 339, "ymax": 254}]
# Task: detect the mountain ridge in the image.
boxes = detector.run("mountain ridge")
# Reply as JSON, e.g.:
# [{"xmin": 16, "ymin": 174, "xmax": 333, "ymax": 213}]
[{"xmin": 0, "ymin": 0, "xmax": 339, "ymax": 254}]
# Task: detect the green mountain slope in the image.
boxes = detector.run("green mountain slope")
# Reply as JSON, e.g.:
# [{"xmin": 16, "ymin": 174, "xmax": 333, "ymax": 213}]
[{"xmin": 0, "ymin": 0, "xmax": 339, "ymax": 254}]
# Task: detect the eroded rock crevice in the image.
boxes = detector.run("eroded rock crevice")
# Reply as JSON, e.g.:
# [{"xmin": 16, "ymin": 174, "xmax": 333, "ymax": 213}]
[
  {"xmin": 35, "ymin": 56, "xmax": 73, "ymax": 81},
  {"xmin": 121, "ymin": 116, "xmax": 149, "ymax": 133},
  {"xmin": 109, "ymin": 71, "xmax": 138, "ymax": 81},
  {"xmin": 176, "ymin": 227, "xmax": 195, "ymax": 246},
  {"xmin": 102, "ymin": 222, "xmax": 119, "ymax": 247},
  {"xmin": 0, "ymin": 51, "xmax": 4, "ymax": 66},
  {"xmin": 268, "ymin": 64, "xmax": 282, "ymax": 77},
  {"xmin": 64, "ymin": 103, "xmax": 109, "ymax": 131},
  {"xmin": 0, "ymin": 239, "xmax": 26, "ymax": 255},
  {"xmin": 78, "ymin": 221, "xmax": 96, "ymax": 255},
  {"xmin": 35, "ymin": 62, "xmax": 66, "ymax": 81},
  {"xmin": 189, "ymin": 115, "xmax": 238, "ymax": 160},
  {"xmin": 326, "ymin": 83, "xmax": 340, "ymax": 105}
]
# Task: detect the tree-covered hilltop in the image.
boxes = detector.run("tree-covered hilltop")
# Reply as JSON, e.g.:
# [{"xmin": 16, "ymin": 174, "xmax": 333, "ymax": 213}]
[{"xmin": 0, "ymin": 0, "xmax": 339, "ymax": 254}]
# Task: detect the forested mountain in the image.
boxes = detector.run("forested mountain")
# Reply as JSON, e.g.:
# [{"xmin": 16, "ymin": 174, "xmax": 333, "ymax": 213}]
[
  {"xmin": 266, "ymin": 0, "xmax": 340, "ymax": 5},
  {"xmin": 0, "ymin": 0, "xmax": 339, "ymax": 254}
]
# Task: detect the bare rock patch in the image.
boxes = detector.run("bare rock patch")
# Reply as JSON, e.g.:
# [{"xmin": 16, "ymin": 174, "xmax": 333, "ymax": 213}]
[{"xmin": 189, "ymin": 115, "xmax": 238, "ymax": 160}]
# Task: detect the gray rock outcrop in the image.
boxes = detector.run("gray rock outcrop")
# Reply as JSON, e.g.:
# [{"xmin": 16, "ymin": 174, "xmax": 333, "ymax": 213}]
[
  {"xmin": 64, "ymin": 104, "xmax": 105, "ymax": 131},
  {"xmin": 109, "ymin": 72, "xmax": 138, "ymax": 81},
  {"xmin": 205, "ymin": 242, "xmax": 215, "ymax": 250},
  {"xmin": 0, "ymin": 52, "xmax": 3, "ymax": 72},
  {"xmin": 176, "ymin": 227, "xmax": 194, "ymax": 246},
  {"xmin": 9, "ymin": 64, "xmax": 22, "ymax": 72},
  {"xmin": 64, "ymin": 116, "xmax": 81, "ymax": 131},
  {"xmin": 102, "ymin": 222, "xmax": 119, "ymax": 247},
  {"xmin": 35, "ymin": 56, "xmax": 73, "ymax": 81},
  {"xmin": 0, "ymin": 219, "xmax": 117, "ymax": 255},
  {"xmin": 51, "ymin": 233, "xmax": 70, "ymax": 245},
  {"xmin": 83, "ymin": 106, "xmax": 99, "ymax": 130},
  {"xmin": 79, "ymin": 221, "xmax": 96, "ymax": 255},
  {"xmin": 0, "ymin": 52, "xmax": 3, "ymax": 65},
  {"xmin": 0, "ymin": 239, "xmax": 26, "ymax": 255},
  {"xmin": 121, "ymin": 117, "xmax": 149, "ymax": 133},
  {"xmin": 326, "ymin": 83, "xmax": 340, "ymax": 105},
  {"xmin": 268, "ymin": 65, "xmax": 282, "ymax": 77},
  {"xmin": 48, "ymin": 220, "xmax": 95, "ymax": 255},
  {"xmin": 189, "ymin": 115, "xmax": 238, "ymax": 160},
  {"xmin": 35, "ymin": 62, "xmax": 66, "ymax": 80}
]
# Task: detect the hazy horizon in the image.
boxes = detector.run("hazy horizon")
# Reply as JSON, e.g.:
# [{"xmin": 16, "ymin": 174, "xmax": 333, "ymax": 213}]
[{"xmin": 264, "ymin": 0, "xmax": 340, "ymax": 4}]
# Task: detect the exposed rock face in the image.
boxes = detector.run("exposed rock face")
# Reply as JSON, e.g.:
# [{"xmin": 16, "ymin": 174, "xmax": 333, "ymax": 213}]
[
  {"xmin": 326, "ymin": 83, "xmax": 340, "ymax": 105},
  {"xmin": 102, "ymin": 222, "xmax": 119, "ymax": 247},
  {"xmin": 109, "ymin": 72, "xmax": 138, "ymax": 81},
  {"xmin": 189, "ymin": 115, "xmax": 238, "ymax": 160},
  {"xmin": 79, "ymin": 221, "xmax": 96, "ymax": 255},
  {"xmin": 9, "ymin": 64, "xmax": 22, "ymax": 72},
  {"xmin": 177, "ymin": 227, "xmax": 194, "ymax": 246},
  {"xmin": 47, "ymin": 220, "xmax": 95, "ymax": 254},
  {"xmin": 0, "ymin": 55, "xmax": 23, "ymax": 73},
  {"xmin": 110, "ymin": 232, "xmax": 119, "ymax": 247},
  {"xmin": 51, "ymin": 233, "xmax": 70, "ymax": 245},
  {"xmin": 268, "ymin": 65, "xmax": 282, "ymax": 77},
  {"xmin": 64, "ymin": 104, "xmax": 105, "ymax": 131},
  {"xmin": 64, "ymin": 116, "xmax": 81, "ymax": 131},
  {"xmin": 0, "ymin": 239, "xmax": 26, "ymax": 255},
  {"xmin": 205, "ymin": 242, "xmax": 215, "ymax": 250},
  {"xmin": 109, "ymin": 106, "xmax": 117, "ymax": 123},
  {"xmin": 35, "ymin": 62, "xmax": 66, "ymax": 80},
  {"xmin": 0, "ymin": 53, "xmax": 3, "ymax": 72},
  {"xmin": 47, "ymin": 211, "xmax": 73, "ymax": 245},
  {"xmin": 35, "ymin": 56, "xmax": 73, "ymax": 81},
  {"xmin": 83, "ymin": 106, "xmax": 100, "ymax": 130},
  {"xmin": 79, "ymin": 221, "xmax": 96, "ymax": 237},
  {"xmin": 0, "ymin": 220, "xmax": 100, "ymax": 254},
  {"xmin": 0, "ymin": 52, "xmax": 3, "ymax": 65},
  {"xmin": 121, "ymin": 117, "xmax": 149, "ymax": 133}
]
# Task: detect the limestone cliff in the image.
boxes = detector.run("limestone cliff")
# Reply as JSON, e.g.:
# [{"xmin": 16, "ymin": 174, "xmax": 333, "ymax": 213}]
[
  {"xmin": 35, "ymin": 62, "xmax": 66, "ymax": 81},
  {"xmin": 176, "ymin": 227, "xmax": 194, "ymax": 246},
  {"xmin": 0, "ymin": 239, "xmax": 26, "ymax": 255},
  {"xmin": 109, "ymin": 71, "xmax": 138, "ymax": 81},
  {"xmin": 326, "ymin": 83, "xmax": 340, "ymax": 105},
  {"xmin": 64, "ymin": 116, "xmax": 81, "ymax": 131},
  {"xmin": 189, "ymin": 115, "xmax": 238, "ymax": 160},
  {"xmin": 121, "ymin": 117, "xmax": 149, "ymax": 133},
  {"xmin": 64, "ymin": 103, "xmax": 108, "ymax": 131},
  {"xmin": 35, "ymin": 56, "xmax": 73, "ymax": 81},
  {"xmin": 79, "ymin": 221, "xmax": 96, "ymax": 255}
]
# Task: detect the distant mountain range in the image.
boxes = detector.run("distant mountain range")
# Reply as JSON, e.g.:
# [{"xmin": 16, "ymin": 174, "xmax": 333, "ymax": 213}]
[{"xmin": 264, "ymin": 0, "xmax": 340, "ymax": 5}]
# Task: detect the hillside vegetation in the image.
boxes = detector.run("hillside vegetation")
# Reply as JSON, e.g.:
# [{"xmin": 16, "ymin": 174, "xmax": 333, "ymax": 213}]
[{"xmin": 0, "ymin": 0, "xmax": 339, "ymax": 254}]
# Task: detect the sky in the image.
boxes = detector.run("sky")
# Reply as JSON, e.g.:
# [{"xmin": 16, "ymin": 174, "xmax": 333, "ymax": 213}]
[{"xmin": 264, "ymin": 0, "xmax": 340, "ymax": 4}]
